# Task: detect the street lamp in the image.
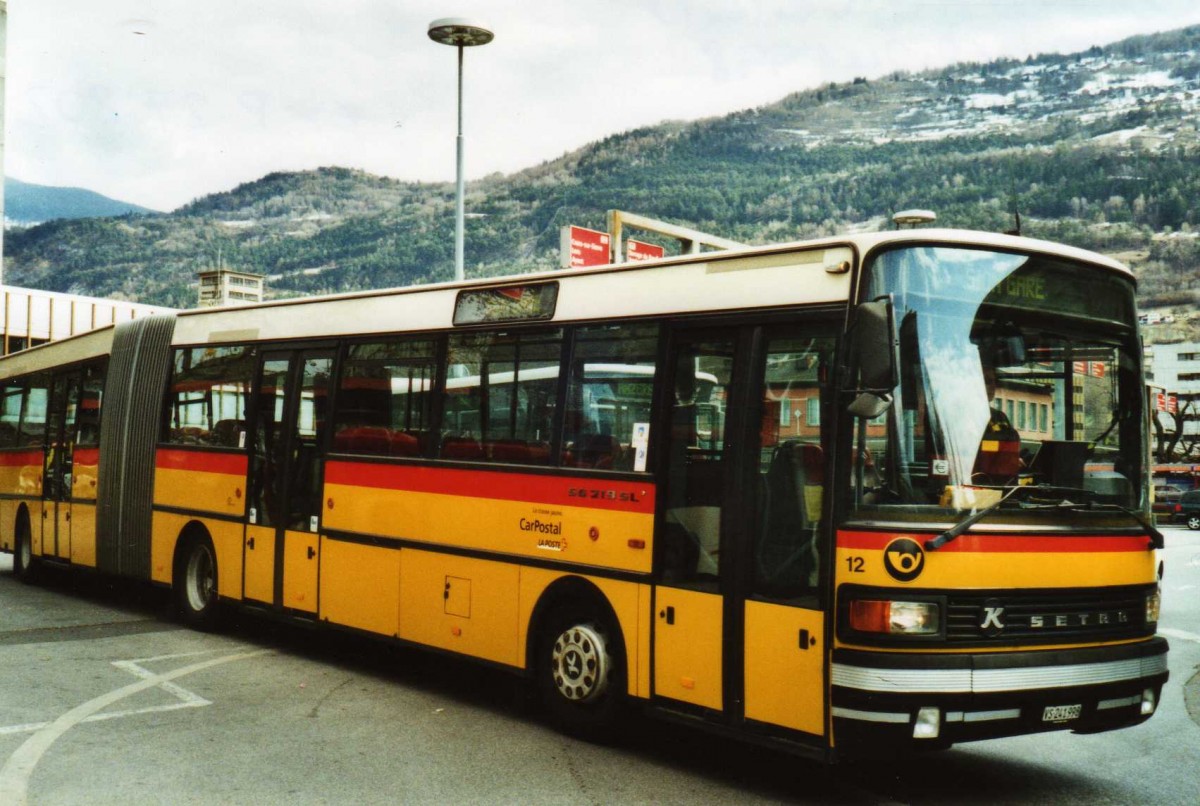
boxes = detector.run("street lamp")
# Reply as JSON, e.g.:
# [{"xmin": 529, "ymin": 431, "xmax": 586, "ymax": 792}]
[{"xmin": 428, "ymin": 17, "xmax": 494, "ymax": 283}]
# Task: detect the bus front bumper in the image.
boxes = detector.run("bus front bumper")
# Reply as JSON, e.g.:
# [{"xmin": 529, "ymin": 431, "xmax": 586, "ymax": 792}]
[{"xmin": 831, "ymin": 637, "xmax": 1168, "ymax": 752}]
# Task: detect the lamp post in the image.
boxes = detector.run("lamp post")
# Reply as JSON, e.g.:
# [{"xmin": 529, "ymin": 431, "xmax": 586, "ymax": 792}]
[{"xmin": 428, "ymin": 17, "xmax": 494, "ymax": 283}]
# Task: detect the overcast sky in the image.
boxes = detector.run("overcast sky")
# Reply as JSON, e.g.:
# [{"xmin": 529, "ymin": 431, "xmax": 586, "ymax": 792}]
[{"xmin": 8, "ymin": 1, "xmax": 1200, "ymax": 211}]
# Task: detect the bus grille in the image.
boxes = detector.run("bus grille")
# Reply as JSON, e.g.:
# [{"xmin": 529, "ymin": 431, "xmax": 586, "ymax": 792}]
[{"xmin": 945, "ymin": 585, "xmax": 1153, "ymax": 646}]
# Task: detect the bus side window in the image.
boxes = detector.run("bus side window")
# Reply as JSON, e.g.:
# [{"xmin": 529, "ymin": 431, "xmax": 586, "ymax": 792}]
[
  {"xmin": 76, "ymin": 361, "xmax": 105, "ymax": 446},
  {"xmin": 163, "ymin": 346, "xmax": 256, "ymax": 449},
  {"xmin": 332, "ymin": 339, "xmax": 438, "ymax": 457},
  {"xmin": 442, "ymin": 330, "xmax": 563, "ymax": 465},
  {"xmin": 0, "ymin": 383, "xmax": 23, "ymax": 448},
  {"xmin": 561, "ymin": 323, "xmax": 659, "ymax": 472},
  {"xmin": 19, "ymin": 376, "xmax": 49, "ymax": 448}
]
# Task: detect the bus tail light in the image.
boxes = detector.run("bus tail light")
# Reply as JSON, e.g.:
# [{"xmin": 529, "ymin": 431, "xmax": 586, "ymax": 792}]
[{"xmin": 848, "ymin": 600, "xmax": 940, "ymax": 635}]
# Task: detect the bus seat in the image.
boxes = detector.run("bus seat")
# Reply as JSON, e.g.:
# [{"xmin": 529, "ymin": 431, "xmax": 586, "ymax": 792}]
[
  {"xmin": 487, "ymin": 439, "xmax": 550, "ymax": 464},
  {"xmin": 211, "ymin": 419, "xmax": 245, "ymax": 448},
  {"xmin": 333, "ymin": 426, "xmax": 392, "ymax": 455},
  {"xmin": 441, "ymin": 436, "xmax": 484, "ymax": 460},
  {"xmin": 389, "ymin": 431, "xmax": 421, "ymax": 457},
  {"xmin": 796, "ymin": 441, "xmax": 825, "ymax": 518},
  {"xmin": 660, "ymin": 521, "xmax": 700, "ymax": 582},
  {"xmin": 683, "ymin": 455, "xmax": 724, "ymax": 507},
  {"xmin": 178, "ymin": 426, "xmax": 204, "ymax": 444},
  {"xmin": 756, "ymin": 440, "xmax": 823, "ymax": 594},
  {"xmin": 574, "ymin": 433, "xmax": 619, "ymax": 469}
]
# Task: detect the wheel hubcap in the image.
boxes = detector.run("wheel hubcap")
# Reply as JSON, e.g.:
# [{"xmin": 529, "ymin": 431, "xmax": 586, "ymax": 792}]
[
  {"xmin": 550, "ymin": 624, "xmax": 610, "ymax": 703},
  {"xmin": 18, "ymin": 534, "xmax": 30, "ymax": 569},
  {"xmin": 185, "ymin": 546, "xmax": 215, "ymax": 612}
]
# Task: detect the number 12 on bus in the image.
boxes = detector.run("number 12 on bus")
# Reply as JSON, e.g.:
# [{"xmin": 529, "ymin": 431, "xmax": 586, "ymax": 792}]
[{"xmin": 0, "ymin": 228, "xmax": 1166, "ymax": 760}]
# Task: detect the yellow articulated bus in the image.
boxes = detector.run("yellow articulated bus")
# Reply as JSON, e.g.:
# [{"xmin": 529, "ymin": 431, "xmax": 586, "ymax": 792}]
[{"xmin": 0, "ymin": 229, "xmax": 1167, "ymax": 759}]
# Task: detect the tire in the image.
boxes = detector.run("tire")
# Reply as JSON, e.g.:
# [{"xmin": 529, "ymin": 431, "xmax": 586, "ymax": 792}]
[
  {"xmin": 1187, "ymin": 515, "xmax": 1200, "ymax": 531},
  {"xmin": 12, "ymin": 519, "xmax": 38, "ymax": 584},
  {"xmin": 175, "ymin": 535, "xmax": 222, "ymax": 630},
  {"xmin": 535, "ymin": 604, "xmax": 625, "ymax": 740}
]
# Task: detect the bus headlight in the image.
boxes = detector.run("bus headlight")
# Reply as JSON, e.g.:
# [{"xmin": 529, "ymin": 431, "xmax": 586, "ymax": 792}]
[
  {"xmin": 1146, "ymin": 588, "xmax": 1161, "ymax": 625},
  {"xmin": 849, "ymin": 600, "xmax": 940, "ymax": 635}
]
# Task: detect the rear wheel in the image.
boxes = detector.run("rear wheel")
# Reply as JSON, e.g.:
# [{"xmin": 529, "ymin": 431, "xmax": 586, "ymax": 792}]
[
  {"xmin": 536, "ymin": 604, "xmax": 625, "ymax": 739},
  {"xmin": 12, "ymin": 519, "xmax": 38, "ymax": 584},
  {"xmin": 1187, "ymin": 515, "xmax": 1200, "ymax": 531},
  {"xmin": 175, "ymin": 535, "xmax": 221, "ymax": 630}
]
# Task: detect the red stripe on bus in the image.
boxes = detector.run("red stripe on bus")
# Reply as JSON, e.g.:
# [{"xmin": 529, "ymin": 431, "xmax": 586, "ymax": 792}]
[
  {"xmin": 74, "ymin": 447, "xmax": 100, "ymax": 465},
  {"xmin": 837, "ymin": 531, "xmax": 1152, "ymax": 553},
  {"xmin": 325, "ymin": 460, "xmax": 657, "ymax": 514},
  {"xmin": 155, "ymin": 448, "xmax": 247, "ymax": 476},
  {"xmin": 0, "ymin": 450, "xmax": 44, "ymax": 467}
]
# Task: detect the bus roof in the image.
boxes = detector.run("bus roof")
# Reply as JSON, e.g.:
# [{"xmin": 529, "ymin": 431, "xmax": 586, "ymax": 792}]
[
  {"xmin": 168, "ymin": 228, "xmax": 1129, "ymax": 346},
  {"xmin": 0, "ymin": 228, "xmax": 1133, "ymax": 362}
]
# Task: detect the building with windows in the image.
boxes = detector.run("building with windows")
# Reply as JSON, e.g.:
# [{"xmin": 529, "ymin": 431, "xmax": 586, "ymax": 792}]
[
  {"xmin": 0, "ymin": 285, "xmax": 174, "ymax": 355},
  {"xmin": 1144, "ymin": 342, "xmax": 1200, "ymax": 441},
  {"xmin": 198, "ymin": 269, "xmax": 266, "ymax": 308}
]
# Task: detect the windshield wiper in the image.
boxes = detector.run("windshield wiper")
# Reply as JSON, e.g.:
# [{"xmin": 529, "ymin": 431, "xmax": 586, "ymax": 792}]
[
  {"xmin": 925, "ymin": 485, "xmax": 1026, "ymax": 551},
  {"xmin": 925, "ymin": 484, "xmax": 1092, "ymax": 550},
  {"xmin": 926, "ymin": 484, "xmax": 1165, "ymax": 551},
  {"xmin": 1068, "ymin": 501, "xmax": 1164, "ymax": 550}
]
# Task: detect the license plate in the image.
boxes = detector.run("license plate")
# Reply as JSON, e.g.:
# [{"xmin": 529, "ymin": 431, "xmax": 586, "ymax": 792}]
[{"xmin": 1042, "ymin": 704, "xmax": 1082, "ymax": 722}]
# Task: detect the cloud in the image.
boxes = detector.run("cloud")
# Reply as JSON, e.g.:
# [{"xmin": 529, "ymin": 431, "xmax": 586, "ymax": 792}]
[{"xmin": 7, "ymin": 0, "xmax": 1200, "ymax": 210}]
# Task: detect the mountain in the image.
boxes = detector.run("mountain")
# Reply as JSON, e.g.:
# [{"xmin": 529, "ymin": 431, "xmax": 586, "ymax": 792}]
[
  {"xmin": 4, "ymin": 178, "xmax": 158, "ymax": 225},
  {"xmin": 4, "ymin": 25, "xmax": 1200, "ymax": 312}
]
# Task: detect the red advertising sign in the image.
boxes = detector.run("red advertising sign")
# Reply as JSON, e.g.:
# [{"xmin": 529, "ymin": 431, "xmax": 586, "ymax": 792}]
[
  {"xmin": 1167, "ymin": 395, "xmax": 1178, "ymax": 414},
  {"xmin": 627, "ymin": 239, "xmax": 665, "ymax": 262},
  {"xmin": 1073, "ymin": 361, "xmax": 1088, "ymax": 375},
  {"xmin": 560, "ymin": 226, "xmax": 610, "ymax": 268},
  {"xmin": 1089, "ymin": 361, "xmax": 1105, "ymax": 378},
  {"xmin": 1156, "ymin": 393, "xmax": 1166, "ymax": 412}
]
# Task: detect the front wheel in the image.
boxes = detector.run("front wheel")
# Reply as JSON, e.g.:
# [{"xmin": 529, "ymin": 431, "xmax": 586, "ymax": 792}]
[
  {"xmin": 1187, "ymin": 515, "xmax": 1200, "ymax": 531},
  {"xmin": 536, "ymin": 606, "xmax": 625, "ymax": 740},
  {"xmin": 175, "ymin": 536, "xmax": 221, "ymax": 630}
]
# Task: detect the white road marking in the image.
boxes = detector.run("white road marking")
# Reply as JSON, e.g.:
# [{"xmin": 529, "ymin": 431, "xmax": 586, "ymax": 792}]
[
  {"xmin": 0, "ymin": 651, "xmax": 224, "ymax": 737},
  {"xmin": 0, "ymin": 648, "xmax": 269, "ymax": 805}
]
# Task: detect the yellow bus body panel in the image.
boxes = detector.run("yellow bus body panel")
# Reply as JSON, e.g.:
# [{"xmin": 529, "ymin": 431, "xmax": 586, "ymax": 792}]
[
  {"xmin": 243, "ymin": 523, "xmax": 276, "ymax": 604},
  {"xmin": 743, "ymin": 600, "xmax": 825, "ymax": 735},
  {"xmin": 653, "ymin": 587, "xmax": 724, "ymax": 710},
  {"xmin": 151, "ymin": 510, "xmax": 246, "ymax": 598},
  {"xmin": 70, "ymin": 502, "xmax": 97, "ymax": 568},
  {"xmin": 281, "ymin": 530, "xmax": 319, "ymax": 613},
  {"xmin": 322, "ymin": 463, "xmax": 656, "ymax": 575},
  {"xmin": 399, "ymin": 549, "xmax": 520, "ymax": 666},
  {"xmin": 319, "ymin": 538, "xmax": 401, "ymax": 636},
  {"xmin": 154, "ymin": 466, "xmax": 245, "ymax": 518}
]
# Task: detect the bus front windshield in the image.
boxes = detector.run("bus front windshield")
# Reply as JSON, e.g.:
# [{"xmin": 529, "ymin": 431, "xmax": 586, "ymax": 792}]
[{"xmin": 850, "ymin": 245, "xmax": 1145, "ymax": 527}]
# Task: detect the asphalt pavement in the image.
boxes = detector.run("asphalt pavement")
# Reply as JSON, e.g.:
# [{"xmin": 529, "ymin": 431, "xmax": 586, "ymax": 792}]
[{"xmin": 2, "ymin": 527, "xmax": 1199, "ymax": 805}]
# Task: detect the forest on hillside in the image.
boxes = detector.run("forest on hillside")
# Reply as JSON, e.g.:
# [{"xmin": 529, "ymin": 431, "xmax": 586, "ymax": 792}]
[{"xmin": 4, "ymin": 26, "xmax": 1199, "ymax": 310}]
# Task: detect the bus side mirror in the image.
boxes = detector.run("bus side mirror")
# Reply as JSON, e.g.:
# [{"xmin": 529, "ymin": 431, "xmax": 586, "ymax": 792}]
[{"xmin": 846, "ymin": 297, "xmax": 897, "ymax": 419}]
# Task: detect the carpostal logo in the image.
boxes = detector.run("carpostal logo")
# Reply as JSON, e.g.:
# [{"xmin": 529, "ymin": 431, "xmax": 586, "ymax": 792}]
[
  {"xmin": 523, "ymin": 518, "xmax": 566, "ymax": 551},
  {"xmin": 521, "ymin": 518, "xmax": 562, "ymax": 535},
  {"xmin": 883, "ymin": 538, "xmax": 925, "ymax": 582}
]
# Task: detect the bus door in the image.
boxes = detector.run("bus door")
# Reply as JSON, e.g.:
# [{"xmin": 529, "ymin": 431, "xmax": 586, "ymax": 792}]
[
  {"xmin": 40, "ymin": 370, "xmax": 81, "ymax": 561},
  {"xmin": 244, "ymin": 349, "xmax": 333, "ymax": 614},
  {"xmin": 655, "ymin": 324, "xmax": 831, "ymax": 740}
]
